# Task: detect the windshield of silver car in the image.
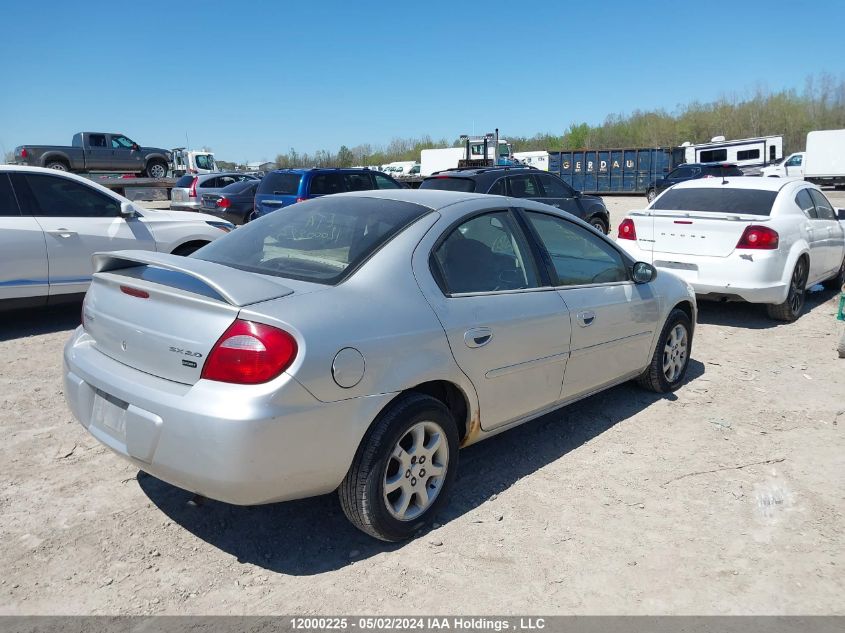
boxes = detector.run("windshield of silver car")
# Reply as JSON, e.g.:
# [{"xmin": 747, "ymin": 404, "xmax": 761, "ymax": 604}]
[{"xmin": 194, "ymin": 197, "xmax": 431, "ymax": 284}]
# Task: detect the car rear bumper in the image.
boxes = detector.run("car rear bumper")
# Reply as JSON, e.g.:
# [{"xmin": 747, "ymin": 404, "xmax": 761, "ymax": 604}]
[
  {"xmin": 617, "ymin": 241, "xmax": 790, "ymax": 304},
  {"xmin": 63, "ymin": 327, "xmax": 394, "ymax": 505}
]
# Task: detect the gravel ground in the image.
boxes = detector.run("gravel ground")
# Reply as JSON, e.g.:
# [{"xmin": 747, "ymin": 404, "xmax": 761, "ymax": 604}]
[{"xmin": 1, "ymin": 194, "xmax": 844, "ymax": 615}]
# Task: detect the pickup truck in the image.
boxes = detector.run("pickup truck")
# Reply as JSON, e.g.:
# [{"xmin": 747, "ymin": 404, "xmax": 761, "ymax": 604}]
[
  {"xmin": 14, "ymin": 132, "xmax": 172, "ymax": 178},
  {"xmin": 761, "ymin": 152, "xmax": 805, "ymax": 178}
]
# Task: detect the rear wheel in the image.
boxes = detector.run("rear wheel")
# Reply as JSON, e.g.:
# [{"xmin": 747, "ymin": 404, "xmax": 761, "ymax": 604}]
[
  {"xmin": 637, "ymin": 308, "xmax": 692, "ymax": 393},
  {"xmin": 339, "ymin": 393, "xmax": 459, "ymax": 542},
  {"xmin": 45, "ymin": 161, "xmax": 68, "ymax": 171},
  {"xmin": 766, "ymin": 258, "xmax": 808, "ymax": 321},
  {"xmin": 145, "ymin": 160, "xmax": 168, "ymax": 179},
  {"xmin": 822, "ymin": 255, "xmax": 845, "ymax": 290}
]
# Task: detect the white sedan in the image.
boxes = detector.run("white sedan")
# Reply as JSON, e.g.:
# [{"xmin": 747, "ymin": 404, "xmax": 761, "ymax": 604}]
[
  {"xmin": 0, "ymin": 165, "xmax": 233, "ymax": 311},
  {"xmin": 616, "ymin": 177, "xmax": 845, "ymax": 321}
]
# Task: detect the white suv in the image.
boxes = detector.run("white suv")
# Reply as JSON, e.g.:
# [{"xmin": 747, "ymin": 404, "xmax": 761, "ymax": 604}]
[{"xmin": 0, "ymin": 166, "xmax": 233, "ymax": 311}]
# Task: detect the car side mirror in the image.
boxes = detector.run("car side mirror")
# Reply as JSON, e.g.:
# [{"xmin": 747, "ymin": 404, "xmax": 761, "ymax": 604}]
[
  {"xmin": 837, "ymin": 208, "xmax": 845, "ymax": 221},
  {"xmin": 632, "ymin": 261, "xmax": 656, "ymax": 284},
  {"xmin": 120, "ymin": 201, "xmax": 136, "ymax": 218}
]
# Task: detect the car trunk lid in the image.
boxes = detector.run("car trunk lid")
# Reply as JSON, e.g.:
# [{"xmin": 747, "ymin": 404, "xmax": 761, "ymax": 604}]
[
  {"xmin": 83, "ymin": 250, "xmax": 294, "ymax": 385},
  {"xmin": 629, "ymin": 210, "xmax": 769, "ymax": 257}
]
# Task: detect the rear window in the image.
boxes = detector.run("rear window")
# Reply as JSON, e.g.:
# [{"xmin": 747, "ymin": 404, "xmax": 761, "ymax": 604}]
[
  {"xmin": 419, "ymin": 177, "xmax": 476, "ymax": 193},
  {"xmin": 702, "ymin": 166, "xmax": 742, "ymax": 177},
  {"xmin": 175, "ymin": 175, "xmax": 195, "ymax": 187},
  {"xmin": 652, "ymin": 188, "xmax": 778, "ymax": 215},
  {"xmin": 220, "ymin": 180, "xmax": 259, "ymax": 194},
  {"xmin": 258, "ymin": 172, "xmax": 302, "ymax": 196},
  {"xmin": 195, "ymin": 197, "xmax": 431, "ymax": 285}
]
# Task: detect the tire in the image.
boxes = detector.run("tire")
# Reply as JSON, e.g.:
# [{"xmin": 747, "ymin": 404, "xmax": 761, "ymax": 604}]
[
  {"xmin": 646, "ymin": 188, "xmax": 656, "ymax": 203},
  {"xmin": 145, "ymin": 160, "xmax": 168, "ymax": 179},
  {"xmin": 822, "ymin": 255, "xmax": 845, "ymax": 290},
  {"xmin": 339, "ymin": 393, "xmax": 459, "ymax": 542},
  {"xmin": 588, "ymin": 216, "xmax": 609, "ymax": 234},
  {"xmin": 766, "ymin": 257, "xmax": 808, "ymax": 321},
  {"xmin": 45, "ymin": 161, "xmax": 69, "ymax": 171},
  {"xmin": 171, "ymin": 242, "xmax": 205, "ymax": 257},
  {"xmin": 637, "ymin": 308, "xmax": 693, "ymax": 393}
]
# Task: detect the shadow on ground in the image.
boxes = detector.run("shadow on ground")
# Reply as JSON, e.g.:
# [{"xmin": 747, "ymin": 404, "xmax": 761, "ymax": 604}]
[
  {"xmin": 696, "ymin": 284, "xmax": 838, "ymax": 330},
  {"xmin": 0, "ymin": 302, "xmax": 82, "ymax": 341},
  {"xmin": 139, "ymin": 359, "xmax": 705, "ymax": 576}
]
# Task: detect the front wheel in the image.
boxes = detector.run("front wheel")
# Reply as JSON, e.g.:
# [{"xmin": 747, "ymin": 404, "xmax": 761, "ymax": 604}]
[
  {"xmin": 766, "ymin": 258, "xmax": 808, "ymax": 321},
  {"xmin": 646, "ymin": 188, "xmax": 656, "ymax": 203},
  {"xmin": 339, "ymin": 393, "xmax": 459, "ymax": 541},
  {"xmin": 637, "ymin": 308, "xmax": 693, "ymax": 393},
  {"xmin": 588, "ymin": 216, "xmax": 608, "ymax": 234}
]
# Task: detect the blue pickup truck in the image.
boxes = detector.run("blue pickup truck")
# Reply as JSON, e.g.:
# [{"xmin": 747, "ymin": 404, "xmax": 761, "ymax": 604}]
[{"xmin": 14, "ymin": 132, "xmax": 172, "ymax": 178}]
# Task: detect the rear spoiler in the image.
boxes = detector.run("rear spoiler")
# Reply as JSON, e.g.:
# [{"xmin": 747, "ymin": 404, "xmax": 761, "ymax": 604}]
[
  {"xmin": 628, "ymin": 210, "xmax": 771, "ymax": 221},
  {"xmin": 92, "ymin": 250, "xmax": 294, "ymax": 307}
]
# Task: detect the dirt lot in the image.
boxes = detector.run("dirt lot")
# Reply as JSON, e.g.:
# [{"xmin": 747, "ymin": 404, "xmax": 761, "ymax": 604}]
[{"xmin": 1, "ymin": 195, "xmax": 844, "ymax": 615}]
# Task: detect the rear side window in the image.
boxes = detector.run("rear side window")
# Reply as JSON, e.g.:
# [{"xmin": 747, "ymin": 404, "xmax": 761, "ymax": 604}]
[
  {"xmin": 795, "ymin": 189, "xmax": 817, "ymax": 218},
  {"xmin": 199, "ymin": 177, "xmax": 219, "ymax": 189},
  {"xmin": 652, "ymin": 188, "xmax": 778, "ymax": 215},
  {"xmin": 344, "ymin": 172, "xmax": 373, "ymax": 192},
  {"xmin": 308, "ymin": 173, "xmax": 345, "ymax": 195},
  {"xmin": 258, "ymin": 172, "xmax": 302, "ymax": 196},
  {"xmin": 175, "ymin": 175, "xmax": 195, "ymax": 187},
  {"xmin": 736, "ymin": 149, "xmax": 760, "ymax": 161},
  {"xmin": 196, "ymin": 197, "xmax": 430, "ymax": 284},
  {"xmin": 0, "ymin": 174, "xmax": 21, "ymax": 216},
  {"xmin": 809, "ymin": 189, "xmax": 836, "ymax": 220},
  {"xmin": 24, "ymin": 174, "xmax": 120, "ymax": 217},
  {"xmin": 420, "ymin": 177, "xmax": 476, "ymax": 193}
]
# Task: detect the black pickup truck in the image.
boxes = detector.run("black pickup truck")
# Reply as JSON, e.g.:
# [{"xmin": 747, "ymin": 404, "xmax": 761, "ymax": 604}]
[{"xmin": 14, "ymin": 132, "xmax": 172, "ymax": 178}]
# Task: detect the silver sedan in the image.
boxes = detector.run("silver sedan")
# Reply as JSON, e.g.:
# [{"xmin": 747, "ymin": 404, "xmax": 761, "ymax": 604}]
[{"xmin": 64, "ymin": 189, "xmax": 697, "ymax": 541}]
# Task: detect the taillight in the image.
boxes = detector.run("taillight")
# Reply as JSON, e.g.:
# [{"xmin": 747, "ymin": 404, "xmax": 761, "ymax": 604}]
[
  {"xmin": 295, "ymin": 197, "xmax": 306, "ymax": 203},
  {"xmin": 217, "ymin": 197, "xmax": 231, "ymax": 209},
  {"xmin": 189, "ymin": 177, "xmax": 198, "ymax": 198},
  {"xmin": 201, "ymin": 319, "xmax": 298, "ymax": 384},
  {"xmin": 736, "ymin": 225, "xmax": 779, "ymax": 250},
  {"xmin": 618, "ymin": 218, "xmax": 637, "ymax": 240},
  {"xmin": 20, "ymin": 148, "xmax": 28, "ymax": 158}
]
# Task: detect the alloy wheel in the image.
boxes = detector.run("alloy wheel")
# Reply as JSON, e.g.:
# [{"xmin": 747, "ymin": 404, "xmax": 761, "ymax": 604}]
[
  {"xmin": 662, "ymin": 324, "xmax": 688, "ymax": 383},
  {"xmin": 383, "ymin": 421, "xmax": 449, "ymax": 521},
  {"xmin": 788, "ymin": 259, "xmax": 807, "ymax": 315}
]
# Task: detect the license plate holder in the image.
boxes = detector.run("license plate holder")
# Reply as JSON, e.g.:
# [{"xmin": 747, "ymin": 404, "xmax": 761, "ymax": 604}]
[{"xmin": 91, "ymin": 390, "xmax": 128, "ymax": 440}]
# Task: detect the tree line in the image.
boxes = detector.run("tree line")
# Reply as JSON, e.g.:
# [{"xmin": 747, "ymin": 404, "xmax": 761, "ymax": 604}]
[{"xmin": 235, "ymin": 74, "xmax": 843, "ymax": 170}]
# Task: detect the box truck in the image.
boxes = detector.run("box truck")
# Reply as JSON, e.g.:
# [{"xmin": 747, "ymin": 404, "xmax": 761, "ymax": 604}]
[{"xmin": 804, "ymin": 129, "xmax": 845, "ymax": 188}]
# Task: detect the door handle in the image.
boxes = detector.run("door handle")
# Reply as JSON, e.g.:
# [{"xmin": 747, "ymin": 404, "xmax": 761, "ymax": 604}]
[
  {"xmin": 47, "ymin": 229, "xmax": 77, "ymax": 238},
  {"xmin": 464, "ymin": 327, "xmax": 493, "ymax": 348},
  {"xmin": 576, "ymin": 310, "xmax": 596, "ymax": 327}
]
